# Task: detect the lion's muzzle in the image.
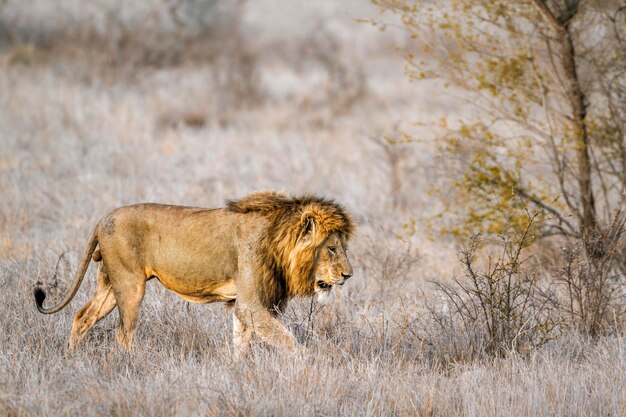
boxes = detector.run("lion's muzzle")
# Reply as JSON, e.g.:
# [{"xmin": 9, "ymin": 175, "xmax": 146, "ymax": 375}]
[{"xmin": 317, "ymin": 280, "xmax": 333, "ymax": 290}]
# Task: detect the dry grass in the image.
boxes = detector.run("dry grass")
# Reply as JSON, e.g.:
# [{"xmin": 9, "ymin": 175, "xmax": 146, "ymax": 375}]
[
  {"xmin": 0, "ymin": 1, "xmax": 624, "ymax": 416},
  {"xmin": 2, "ymin": 258, "xmax": 625, "ymax": 416}
]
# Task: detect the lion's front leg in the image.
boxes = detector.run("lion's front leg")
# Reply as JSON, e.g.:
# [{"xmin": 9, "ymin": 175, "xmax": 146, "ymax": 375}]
[
  {"xmin": 234, "ymin": 302, "xmax": 297, "ymax": 353},
  {"xmin": 232, "ymin": 309, "xmax": 252, "ymax": 359},
  {"xmin": 234, "ymin": 243, "xmax": 299, "ymax": 354}
]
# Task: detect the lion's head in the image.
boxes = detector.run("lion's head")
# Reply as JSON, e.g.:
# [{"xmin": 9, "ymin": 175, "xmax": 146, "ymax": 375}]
[
  {"xmin": 311, "ymin": 231, "xmax": 353, "ymax": 302},
  {"xmin": 227, "ymin": 192, "xmax": 355, "ymax": 306}
]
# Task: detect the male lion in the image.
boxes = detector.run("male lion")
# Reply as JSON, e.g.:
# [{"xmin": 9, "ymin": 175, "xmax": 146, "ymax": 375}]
[{"xmin": 34, "ymin": 192, "xmax": 354, "ymax": 355}]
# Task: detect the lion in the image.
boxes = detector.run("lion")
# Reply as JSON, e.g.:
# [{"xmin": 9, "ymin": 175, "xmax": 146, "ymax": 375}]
[{"xmin": 34, "ymin": 192, "xmax": 355, "ymax": 355}]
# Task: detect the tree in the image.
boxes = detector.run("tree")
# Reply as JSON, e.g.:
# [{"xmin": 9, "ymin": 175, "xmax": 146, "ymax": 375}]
[{"xmin": 372, "ymin": 0, "xmax": 626, "ymax": 260}]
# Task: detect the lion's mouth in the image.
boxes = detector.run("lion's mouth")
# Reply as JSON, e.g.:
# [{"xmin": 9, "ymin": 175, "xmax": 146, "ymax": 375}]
[{"xmin": 317, "ymin": 280, "xmax": 333, "ymax": 290}]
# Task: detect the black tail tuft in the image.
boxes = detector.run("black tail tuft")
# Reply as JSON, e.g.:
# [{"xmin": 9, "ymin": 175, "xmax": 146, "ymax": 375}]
[{"xmin": 33, "ymin": 286, "xmax": 46, "ymax": 310}]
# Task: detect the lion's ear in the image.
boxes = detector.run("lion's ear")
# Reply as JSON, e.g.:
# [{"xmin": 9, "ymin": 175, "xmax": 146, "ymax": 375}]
[{"xmin": 300, "ymin": 211, "xmax": 318, "ymax": 239}]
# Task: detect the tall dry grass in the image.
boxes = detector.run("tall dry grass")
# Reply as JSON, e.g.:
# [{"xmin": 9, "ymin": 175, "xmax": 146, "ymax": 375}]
[{"xmin": 2, "ymin": 258, "xmax": 625, "ymax": 416}]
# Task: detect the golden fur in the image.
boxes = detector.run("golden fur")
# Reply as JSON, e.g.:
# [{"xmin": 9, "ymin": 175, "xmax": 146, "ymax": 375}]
[{"xmin": 34, "ymin": 192, "xmax": 355, "ymax": 354}]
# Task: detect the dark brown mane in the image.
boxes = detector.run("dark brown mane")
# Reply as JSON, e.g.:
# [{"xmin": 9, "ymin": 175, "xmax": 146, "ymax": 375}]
[{"xmin": 226, "ymin": 191, "xmax": 355, "ymax": 308}]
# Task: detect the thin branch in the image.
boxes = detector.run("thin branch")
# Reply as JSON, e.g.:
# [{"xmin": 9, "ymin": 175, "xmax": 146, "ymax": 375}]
[
  {"xmin": 514, "ymin": 187, "xmax": 577, "ymax": 235},
  {"xmin": 530, "ymin": 0, "xmax": 565, "ymax": 32}
]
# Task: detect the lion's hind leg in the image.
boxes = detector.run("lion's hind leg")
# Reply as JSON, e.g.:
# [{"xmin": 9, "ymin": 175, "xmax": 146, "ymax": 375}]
[
  {"xmin": 68, "ymin": 263, "xmax": 117, "ymax": 351},
  {"xmin": 108, "ymin": 268, "xmax": 146, "ymax": 350}
]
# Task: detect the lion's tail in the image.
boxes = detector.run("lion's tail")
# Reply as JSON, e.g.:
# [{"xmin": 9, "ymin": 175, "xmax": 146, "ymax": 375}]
[{"xmin": 34, "ymin": 226, "xmax": 99, "ymax": 314}]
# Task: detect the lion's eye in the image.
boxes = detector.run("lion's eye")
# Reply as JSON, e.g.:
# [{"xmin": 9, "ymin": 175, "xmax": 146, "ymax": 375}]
[{"xmin": 328, "ymin": 246, "xmax": 337, "ymax": 255}]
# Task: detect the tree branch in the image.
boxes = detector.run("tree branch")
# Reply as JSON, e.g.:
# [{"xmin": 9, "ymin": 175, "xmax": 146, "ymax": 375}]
[
  {"xmin": 529, "ymin": 0, "xmax": 564, "ymax": 32},
  {"xmin": 513, "ymin": 187, "xmax": 577, "ymax": 236}
]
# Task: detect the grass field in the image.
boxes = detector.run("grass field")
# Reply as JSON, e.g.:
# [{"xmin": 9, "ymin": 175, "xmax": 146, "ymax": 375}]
[{"xmin": 1, "ymin": 1, "xmax": 624, "ymax": 416}]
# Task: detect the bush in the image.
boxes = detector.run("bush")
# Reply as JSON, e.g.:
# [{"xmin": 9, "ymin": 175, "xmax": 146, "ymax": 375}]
[
  {"xmin": 555, "ymin": 210, "xmax": 626, "ymax": 337},
  {"xmin": 428, "ymin": 210, "xmax": 560, "ymax": 358}
]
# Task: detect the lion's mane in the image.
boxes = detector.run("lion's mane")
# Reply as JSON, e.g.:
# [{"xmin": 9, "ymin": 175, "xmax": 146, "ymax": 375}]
[{"xmin": 227, "ymin": 192, "xmax": 355, "ymax": 309}]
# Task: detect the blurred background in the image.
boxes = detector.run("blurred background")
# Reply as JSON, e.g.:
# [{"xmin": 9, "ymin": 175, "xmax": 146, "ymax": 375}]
[{"xmin": 0, "ymin": 0, "xmax": 456, "ymax": 279}]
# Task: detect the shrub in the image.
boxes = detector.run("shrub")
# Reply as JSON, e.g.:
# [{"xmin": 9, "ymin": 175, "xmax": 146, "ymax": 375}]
[
  {"xmin": 555, "ymin": 210, "xmax": 626, "ymax": 337},
  {"xmin": 428, "ymin": 210, "xmax": 560, "ymax": 358}
]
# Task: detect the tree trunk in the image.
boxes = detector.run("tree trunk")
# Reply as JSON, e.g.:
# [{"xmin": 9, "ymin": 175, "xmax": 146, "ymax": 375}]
[
  {"xmin": 531, "ymin": 0, "xmax": 597, "ymax": 245},
  {"xmin": 559, "ymin": 24, "xmax": 597, "ymax": 240}
]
